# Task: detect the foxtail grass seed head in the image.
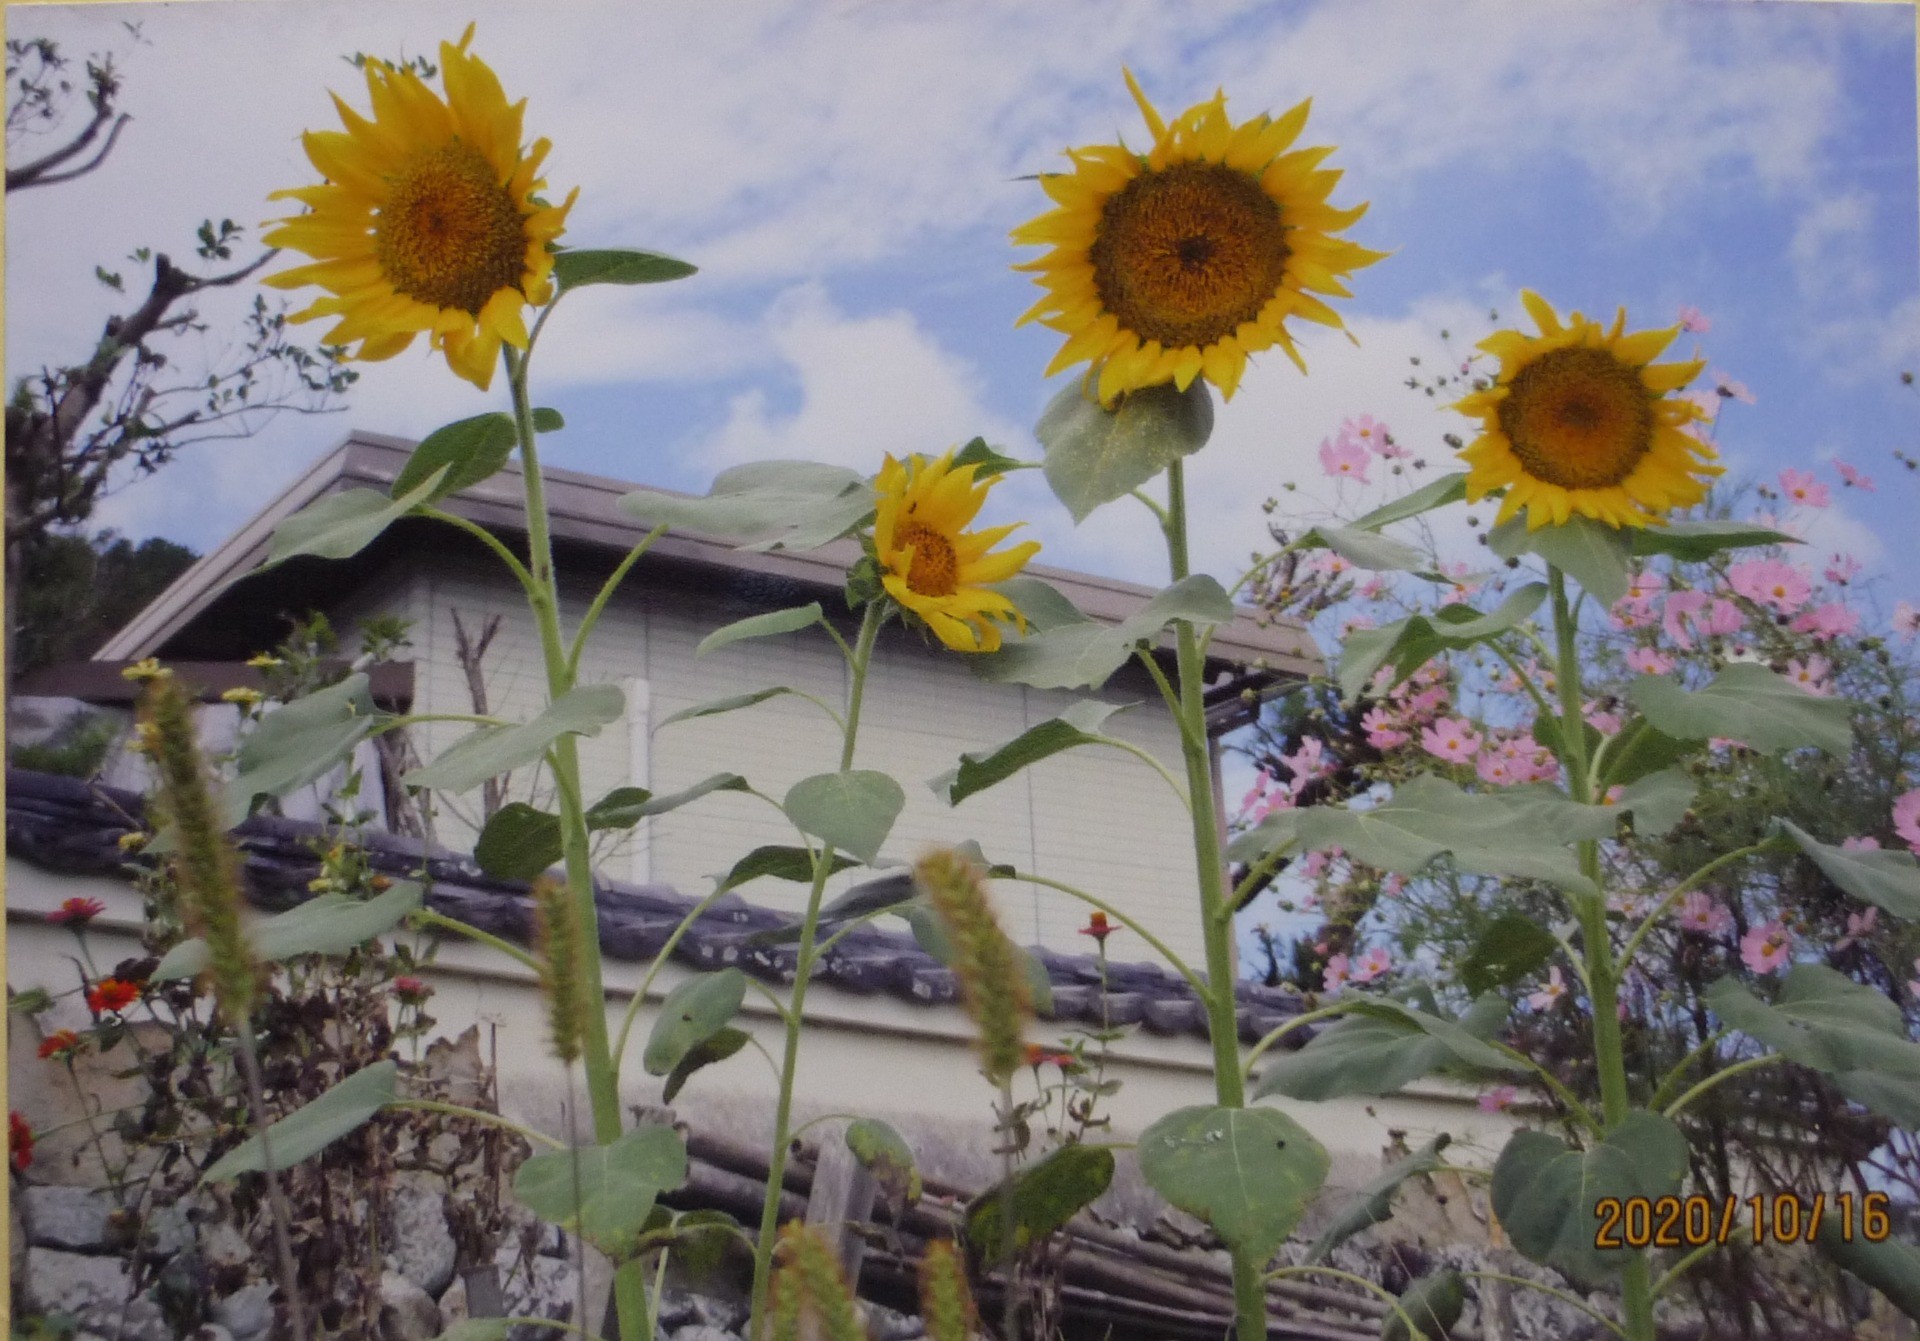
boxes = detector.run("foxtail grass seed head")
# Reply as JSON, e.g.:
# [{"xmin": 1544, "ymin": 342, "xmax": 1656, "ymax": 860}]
[
  {"xmin": 770, "ymin": 1222, "xmax": 865, "ymax": 1341},
  {"xmin": 914, "ymin": 849, "xmax": 1031, "ymax": 1086},
  {"xmin": 139, "ymin": 676, "xmax": 255, "ymax": 1017},
  {"xmin": 918, "ymin": 1240, "xmax": 980, "ymax": 1341},
  {"xmin": 530, "ymin": 876, "xmax": 587, "ymax": 1065}
]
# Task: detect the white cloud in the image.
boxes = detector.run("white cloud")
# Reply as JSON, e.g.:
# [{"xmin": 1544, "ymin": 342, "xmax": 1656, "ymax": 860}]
[{"xmin": 1789, "ymin": 191, "xmax": 1876, "ymax": 302}]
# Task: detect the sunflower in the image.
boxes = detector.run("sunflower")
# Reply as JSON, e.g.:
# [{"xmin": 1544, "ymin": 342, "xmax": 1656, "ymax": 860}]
[
  {"xmin": 263, "ymin": 26, "xmax": 575, "ymax": 391},
  {"xmin": 1012, "ymin": 70, "xmax": 1385, "ymax": 407},
  {"xmin": 874, "ymin": 451, "xmax": 1041, "ymax": 653},
  {"xmin": 1452, "ymin": 292, "xmax": 1720, "ymax": 531}
]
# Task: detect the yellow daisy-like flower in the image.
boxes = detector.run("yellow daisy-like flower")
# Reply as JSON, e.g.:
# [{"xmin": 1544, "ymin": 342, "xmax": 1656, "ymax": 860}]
[
  {"xmin": 1013, "ymin": 70, "xmax": 1386, "ymax": 407},
  {"xmin": 1452, "ymin": 292, "xmax": 1721, "ymax": 531},
  {"xmin": 874, "ymin": 451, "xmax": 1041, "ymax": 653},
  {"xmin": 262, "ymin": 26, "xmax": 576, "ymax": 391}
]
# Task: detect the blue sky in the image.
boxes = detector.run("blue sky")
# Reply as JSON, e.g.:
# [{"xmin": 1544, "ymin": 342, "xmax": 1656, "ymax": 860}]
[{"xmin": 5, "ymin": 0, "xmax": 1917, "ymax": 601}]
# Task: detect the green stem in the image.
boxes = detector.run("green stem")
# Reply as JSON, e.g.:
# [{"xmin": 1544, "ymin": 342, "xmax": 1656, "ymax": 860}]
[
  {"xmin": 420, "ymin": 505, "xmax": 541, "ymax": 600},
  {"xmin": 1239, "ymin": 1002, "xmax": 1353, "ymax": 1082},
  {"xmin": 1650, "ymin": 1242, "xmax": 1721, "ymax": 1299},
  {"xmin": 1485, "ymin": 1040, "xmax": 1602, "ymax": 1135},
  {"xmin": 1618, "ymin": 843, "xmax": 1774, "ymax": 972},
  {"xmin": 1097, "ymin": 736, "xmax": 1192, "ymax": 809},
  {"xmin": 1549, "ymin": 567, "xmax": 1650, "ymax": 1340},
  {"xmin": 567, "ymin": 524, "xmax": 669, "ymax": 680},
  {"xmin": 1010, "ymin": 869, "xmax": 1207, "ymax": 999},
  {"xmin": 501, "ymin": 344, "xmax": 649, "ymax": 1341},
  {"xmin": 408, "ymin": 908, "xmax": 544, "ymax": 976},
  {"xmin": 1647, "ymin": 1030, "xmax": 1732, "ymax": 1115},
  {"xmin": 1165, "ymin": 460, "xmax": 1267, "ymax": 1341},
  {"xmin": 1662, "ymin": 1054, "xmax": 1785, "ymax": 1119},
  {"xmin": 747, "ymin": 599, "xmax": 885, "ymax": 1340}
]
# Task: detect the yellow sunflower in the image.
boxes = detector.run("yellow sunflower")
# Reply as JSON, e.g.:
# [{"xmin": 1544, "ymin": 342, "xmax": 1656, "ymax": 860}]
[
  {"xmin": 1012, "ymin": 70, "xmax": 1386, "ymax": 407},
  {"xmin": 1452, "ymin": 292, "xmax": 1721, "ymax": 530},
  {"xmin": 874, "ymin": 451, "xmax": 1042, "ymax": 653},
  {"xmin": 263, "ymin": 26, "xmax": 576, "ymax": 391}
]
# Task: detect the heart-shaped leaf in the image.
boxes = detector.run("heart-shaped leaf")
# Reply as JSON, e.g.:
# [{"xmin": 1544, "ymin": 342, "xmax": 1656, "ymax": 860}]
[
  {"xmin": 931, "ymin": 700, "xmax": 1127, "ymax": 805},
  {"xmin": 406, "ymin": 684, "xmax": 624, "ymax": 794},
  {"xmin": 1036, "ymin": 379, "xmax": 1213, "ymax": 522},
  {"xmin": 512, "ymin": 1124, "xmax": 688, "ymax": 1259},
  {"xmin": 1489, "ymin": 513, "xmax": 1632, "ymax": 606},
  {"xmin": 976, "ymin": 575, "xmax": 1234, "ymax": 691},
  {"xmin": 1255, "ymin": 993, "xmax": 1520, "ymax": 1102},
  {"xmin": 1628, "ymin": 664, "xmax": 1852, "ymax": 756},
  {"xmin": 1138, "ymin": 1105, "xmax": 1328, "ymax": 1263},
  {"xmin": 1381, "ymin": 1270, "xmax": 1466, "ymax": 1341},
  {"xmin": 266, "ymin": 469, "xmax": 447, "ymax": 567},
  {"xmin": 620, "ymin": 460, "xmax": 871, "ymax": 552},
  {"xmin": 1348, "ymin": 472, "xmax": 1469, "ymax": 532},
  {"xmin": 590, "ymin": 773, "xmax": 751, "ymax": 828},
  {"xmin": 656, "ymin": 688, "xmax": 808, "ymax": 730},
  {"xmin": 716, "ymin": 845, "xmax": 858, "ymax": 894},
  {"xmin": 1630, "ymin": 520, "xmax": 1799, "ymax": 562},
  {"xmin": 1337, "ymin": 583, "xmax": 1547, "ymax": 700},
  {"xmin": 1296, "ymin": 524, "xmax": 1426, "ymax": 574},
  {"xmin": 644, "ymin": 970, "xmax": 747, "ymax": 1078},
  {"xmin": 1460, "ymin": 916, "xmax": 1560, "ymax": 997},
  {"xmin": 225, "ymin": 673, "xmax": 386, "ymax": 826},
  {"xmin": 661, "ymin": 1027, "xmax": 749, "ymax": 1103},
  {"xmin": 391, "ymin": 413, "xmax": 516, "ymax": 503},
  {"xmin": 965, "ymin": 1144, "xmax": 1113, "ymax": 1262},
  {"xmin": 845, "ymin": 1118, "xmax": 922, "ymax": 1205},
  {"xmin": 784, "ymin": 770, "xmax": 906, "ymax": 865},
  {"xmin": 473, "ymin": 803, "xmax": 563, "ymax": 881},
  {"xmin": 203, "ymin": 1061, "xmax": 397, "ymax": 1182}
]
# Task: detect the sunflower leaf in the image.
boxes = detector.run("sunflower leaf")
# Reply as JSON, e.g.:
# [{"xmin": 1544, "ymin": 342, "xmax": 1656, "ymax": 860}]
[
  {"xmin": 620, "ymin": 461, "xmax": 873, "ymax": 552},
  {"xmin": 403, "ymin": 684, "xmax": 625, "ymax": 794},
  {"xmin": 695, "ymin": 604, "xmax": 824, "ymax": 657},
  {"xmin": 1335, "ymin": 583, "xmax": 1547, "ymax": 700},
  {"xmin": 1036, "ymin": 379, "xmax": 1214, "ymax": 523},
  {"xmin": 1489, "ymin": 513, "xmax": 1633, "ymax": 606},
  {"xmin": 1631, "ymin": 520, "xmax": 1800, "ymax": 562},
  {"xmin": 1296, "ymin": 524, "xmax": 1426, "ymax": 573},
  {"xmin": 931, "ymin": 700, "xmax": 1128, "ymax": 805},
  {"xmin": 1348, "ymin": 472, "xmax": 1469, "ymax": 532},
  {"xmin": 1775, "ymin": 818, "xmax": 1920, "ymax": 919},
  {"xmin": 950, "ymin": 437, "xmax": 1027, "ymax": 479},
  {"xmin": 784, "ymin": 770, "xmax": 906, "ymax": 864},
  {"xmin": 267, "ymin": 469, "xmax": 448, "ymax": 568},
  {"xmin": 391, "ymin": 413, "xmax": 517, "ymax": 503},
  {"xmin": 552, "ymin": 248, "xmax": 698, "ymax": 291},
  {"xmin": 1627, "ymin": 663, "xmax": 1852, "ymax": 755},
  {"xmin": 975, "ymin": 574, "xmax": 1233, "ymax": 690}
]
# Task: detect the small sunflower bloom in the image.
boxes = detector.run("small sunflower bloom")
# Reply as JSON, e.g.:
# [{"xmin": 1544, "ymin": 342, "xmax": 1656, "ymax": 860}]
[
  {"xmin": 874, "ymin": 451, "xmax": 1040, "ymax": 654},
  {"xmin": 1452, "ymin": 292, "xmax": 1721, "ymax": 531},
  {"xmin": 1014, "ymin": 70, "xmax": 1386, "ymax": 406},
  {"xmin": 263, "ymin": 26, "xmax": 577, "ymax": 391}
]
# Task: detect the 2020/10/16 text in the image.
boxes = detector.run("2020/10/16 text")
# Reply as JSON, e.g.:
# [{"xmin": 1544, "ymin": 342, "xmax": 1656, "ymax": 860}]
[{"xmin": 1594, "ymin": 1192, "xmax": 1893, "ymax": 1249}]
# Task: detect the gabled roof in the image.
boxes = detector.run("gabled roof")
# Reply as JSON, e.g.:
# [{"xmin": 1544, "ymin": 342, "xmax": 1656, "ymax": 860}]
[{"xmin": 97, "ymin": 434, "xmax": 1322, "ymax": 698}]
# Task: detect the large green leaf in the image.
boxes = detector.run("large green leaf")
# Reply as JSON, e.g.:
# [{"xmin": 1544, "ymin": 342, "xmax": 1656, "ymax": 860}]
[
  {"xmin": 1777, "ymin": 819, "xmax": 1920, "ymax": 919},
  {"xmin": 1381, "ymin": 1270, "xmax": 1466, "ymax": 1341},
  {"xmin": 1255, "ymin": 993, "xmax": 1520, "ymax": 1102},
  {"xmin": 1592, "ymin": 716, "xmax": 1702, "ymax": 790},
  {"xmin": 1704, "ymin": 966, "xmax": 1920, "ymax": 1127},
  {"xmin": 985, "ymin": 575, "xmax": 1087, "ymax": 630},
  {"xmin": 512, "ymin": 1124, "xmax": 688, "ymax": 1259},
  {"xmin": 784, "ymin": 770, "xmax": 905, "ymax": 864},
  {"xmin": 949, "ymin": 436, "xmax": 1026, "ymax": 480},
  {"xmin": 655, "ymin": 687, "xmax": 808, "ymax": 730},
  {"xmin": 845, "ymin": 1118, "xmax": 922, "ymax": 1205},
  {"xmin": 619, "ymin": 460, "xmax": 872, "ymax": 552},
  {"xmin": 1296, "ymin": 524, "xmax": 1426, "ymax": 574},
  {"xmin": 695, "ymin": 603, "xmax": 823, "ymax": 657},
  {"xmin": 155, "ymin": 881, "xmax": 422, "ymax": 982},
  {"xmin": 661, "ymin": 1028, "xmax": 749, "ymax": 1104},
  {"xmin": 1630, "ymin": 520, "xmax": 1799, "ymax": 562},
  {"xmin": 225, "ymin": 673, "xmax": 387, "ymax": 827},
  {"xmin": 715, "ymin": 845, "xmax": 858, "ymax": 894},
  {"xmin": 203, "ymin": 1061, "xmax": 397, "ymax": 1182},
  {"xmin": 1227, "ymin": 775, "xmax": 1609, "ymax": 896},
  {"xmin": 644, "ymin": 970, "xmax": 747, "ymax": 1077},
  {"xmin": 390, "ymin": 413, "xmax": 516, "ymax": 502},
  {"xmin": 552, "ymin": 247, "xmax": 697, "ymax": 291},
  {"xmin": 1348, "ymin": 473, "xmax": 1469, "ymax": 532},
  {"xmin": 1614, "ymin": 767, "xmax": 1697, "ymax": 839},
  {"xmin": 472, "ymin": 802, "xmax": 563, "ymax": 881},
  {"xmin": 1336, "ymin": 583, "xmax": 1547, "ymax": 700},
  {"xmin": 589, "ymin": 773, "xmax": 751, "ymax": 827},
  {"xmin": 405, "ymin": 684, "xmax": 624, "ymax": 794},
  {"xmin": 931, "ymin": 700, "xmax": 1127, "ymax": 805},
  {"xmin": 1488, "ymin": 513, "xmax": 1632, "ymax": 606},
  {"xmin": 1628, "ymin": 664, "xmax": 1852, "ymax": 756},
  {"xmin": 1459, "ymin": 915, "xmax": 1560, "ymax": 997},
  {"xmin": 266, "ymin": 470, "xmax": 447, "ymax": 567},
  {"xmin": 1306, "ymin": 1135, "xmax": 1451, "ymax": 1265},
  {"xmin": 1138, "ymin": 1106, "xmax": 1328, "ymax": 1263},
  {"xmin": 1491, "ymin": 1113, "xmax": 1689, "ymax": 1288},
  {"xmin": 1036, "ymin": 379, "xmax": 1212, "ymax": 522},
  {"xmin": 976, "ymin": 574, "xmax": 1235, "ymax": 691},
  {"xmin": 1813, "ymin": 1217, "xmax": 1920, "ymax": 1324},
  {"xmin": 965, "ymin": 1144, "xmax": 1114, "ymax": 1262}
]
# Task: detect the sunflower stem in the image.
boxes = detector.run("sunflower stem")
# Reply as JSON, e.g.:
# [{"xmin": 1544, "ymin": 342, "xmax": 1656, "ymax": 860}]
[
  {"xmin": 747, "ymin": 599, "xmax": 885, "ymax": 1341},
  {"xmin": 1549, "ymin": 566, "xmax": 1653, "ymax": 1341},
  {"xmin": 1164, "ymin": 459, "xmax": 1268, "ymax": 1341},
  {"xmin": 503, "ymin": 344, "xmax": 651, "ymax": 1341}
]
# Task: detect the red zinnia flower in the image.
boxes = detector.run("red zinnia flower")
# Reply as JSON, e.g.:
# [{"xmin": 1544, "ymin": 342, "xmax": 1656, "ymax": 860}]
[
  {"xmin": 1078, "ymin": 912, "xmax": 1117, "ymax": 945},
  {"xmin": 10, "ymin": 1111, "xmax": 34, "ymax": 1172},
  {"xmin": 47, "ymin": 897, "xmax": 106, "ymax": 926},
  {"xmin": 1022, "ymin": 1043, "xmax": 1078, "ymax": 1071},
  {"xmin": 37, "ymin": 1030, "xmax": 83, "ymax": 1061},
  {"xmin": 392, "ymin": 976, "xmax": 433, "ymax": 1006},
  {"xmin": 85, "ymin": 978, "xmax": 139, "ymax": 1015}
]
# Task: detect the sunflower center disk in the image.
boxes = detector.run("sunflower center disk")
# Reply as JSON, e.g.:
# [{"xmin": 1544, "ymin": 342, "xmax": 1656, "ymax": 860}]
[
  {"xmin": 1090, "ymin": 162, "xmax": 1290, "ymax": 349},
  {"xmin": 897, "ymin": 522, "xmax": 960, "ymax": 598},
  {"xmin": 1496, "ymin": 347, "xmax": 1657, "ymax": 490},
  {"xmin": 376, "ymin": 140, "xmax": 528, "ymax": 315}
]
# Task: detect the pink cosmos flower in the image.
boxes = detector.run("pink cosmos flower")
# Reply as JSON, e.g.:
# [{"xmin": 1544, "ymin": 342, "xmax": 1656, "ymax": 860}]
[
  {"xmin": 1727, "ymin": 560, "xmax": 1812, "ymax": 615},
  {"xmin": 1785, "ymin": 656, "xmax": 1831, "ymax": 696},
  {"xmin": 1381, "ymin": 874, "xmax": 1408, "ymax": 897},
  {"xmin": 1661, "ymin": 589, "xmax": 1709, "ymax": 650},
  {"xmin": 1323, "ymin": 953, "xmax": 1351, "ymax": 993},
  {"xmin": 1282, "ymin": 737, "xmax": 1334, "ymax": 797},
  {"xmin": 1358, "ymin": 574, "xmax": 1391, "ymax": 601},
  {"xmin": 1676, "ymin": 306, "xmax": 1711, "ymax": 334},
  {"xmin": 1528, "ymin": 966, "xmax": 1568, "ymax": 1013},
  {"xmin": 1836, "ymin": 906, "xmax": 1879, "ymax": 951},
  {"xmin": 1353, "ymin": 946, "xmax": 1393, "ymax": 982},
  {"xmin": 1895, "ymin": 603, "xmax": 1920, "ymax": 640},
  {"xmin": 1363, "ymin": 707, "xmax": 1411, "ymax": 752},
  {"xmin": 1739, "ymin": 920, "xmax": 1793, "ymax": 975},
  {"xmin": 1791, "ymin": 601, "xmax": 1859, "ymax": 641},
  {"xmin": 1778, "ymin": 468, "xmax": 1830, "ymax": 509},
  {"xmin": 1824, "ymin": 554, "xmax": 1861, "ymax": 585},
  {"xmin": 1713, "ymin": 371, "xmax": 1756, "ymax": 404},
  {"xmin": 1341, "ymin": 414, "xmax": 1396, "ymax": 457},
  {"xmin": 1585, "ymin": 703, "xmax": 1623, "ymax": 736},
  {"xmin": 1892, "ymin": 789, "xmax": 1920, "ymax": 851},
  {"xmin": 1319, "ymin": 437, "xmax": 1372, "ymax": 483},
  {"xmin": 1299, "ymin": 850, "xmax": 1332, "ymax": 880},
  {"xmin": 1475, "ymin": 749, "xmax": 1517, "ymax": 787},
  {"xmin": 1833, "ymin": 460, "xmax": 1875, "ymax": 491},
  {"xmin": 1626, "ymin": 646, "xmax": 1675, "ymax": 675},
  {"xmin": 1478, "ymin": 1086, "xmax": 1520, "ymax": 1114},
  {"xmin": 1677, "ymin": 892, "xmax": 1734, "ymax": 936},
  {"xmin": 1421, "ymin": 717, "xmax": 1483, "ymax": 765},
  {"xmin": 1841, "ymin": 835, "xmax": 1881, "ymax": 852}
]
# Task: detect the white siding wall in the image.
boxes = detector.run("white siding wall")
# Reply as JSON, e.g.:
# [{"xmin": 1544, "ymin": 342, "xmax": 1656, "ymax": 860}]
[{"xmin": 337, "ymin": 553, "xmax": 1207, "ymax": 967}]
